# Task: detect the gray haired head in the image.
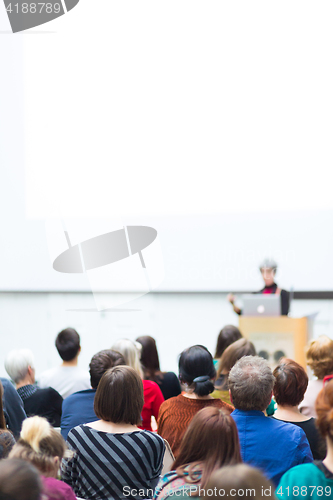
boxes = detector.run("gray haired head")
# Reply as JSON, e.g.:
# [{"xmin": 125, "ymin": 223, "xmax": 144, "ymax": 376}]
[
  {"xmin": 4, "ymin": 349, "xmax": 35, "ymax": 384},
  {"xmin": 259, "ymin": 258, "xmax": 278, "ymax": 272},
  {"xmin": 228, "ymin": 356, "xmax": 275, "ymax": 411}
]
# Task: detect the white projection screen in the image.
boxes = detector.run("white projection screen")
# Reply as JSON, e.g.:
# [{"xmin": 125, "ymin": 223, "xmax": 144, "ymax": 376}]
[{"xmin": 1, "ymin": 1, "xmax": 333, "ymax": 292}]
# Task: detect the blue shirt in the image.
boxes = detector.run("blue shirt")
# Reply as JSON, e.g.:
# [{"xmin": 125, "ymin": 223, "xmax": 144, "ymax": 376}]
[
  {"xmin": 61, "ymin": 389, "xmax": 97, "ymax": 440},
  {"xmin": 231, "ymin": 409, "xmax": 313, "ymax": 486}
]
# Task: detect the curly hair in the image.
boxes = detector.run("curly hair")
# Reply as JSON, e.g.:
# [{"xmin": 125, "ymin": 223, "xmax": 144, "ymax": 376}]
[{"xmin": 306, "ymin": 336, "xmax": 333, "ymax": 379}]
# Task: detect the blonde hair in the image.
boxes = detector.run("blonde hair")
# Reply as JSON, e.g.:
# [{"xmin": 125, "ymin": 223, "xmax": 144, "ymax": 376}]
[
  {"xmin": 9, "ymin": 416, "xmax": 70, "ymax": 477},
  {"xmin": 111, "ymin": 339, "xmax": 143, "ymax": 378},
  {"xmin": 306, "ymin": 336, "xmax": 333, "ymax": 379}
]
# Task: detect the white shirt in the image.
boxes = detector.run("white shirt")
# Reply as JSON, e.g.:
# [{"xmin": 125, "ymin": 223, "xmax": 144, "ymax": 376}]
[{"xmin": 38, "ymin": 366, "xmax": 91, "ymax": 399}]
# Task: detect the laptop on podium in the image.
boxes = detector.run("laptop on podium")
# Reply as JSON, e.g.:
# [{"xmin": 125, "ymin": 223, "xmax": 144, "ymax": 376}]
[{"xmin": 242, "ymin": 294, "xmax": 281, "ymax": 316}]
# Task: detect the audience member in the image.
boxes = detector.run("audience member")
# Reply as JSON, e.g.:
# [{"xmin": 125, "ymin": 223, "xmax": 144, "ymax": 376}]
[
  {"xmin": 229, "ymin": 356, "xmax": 313, "ymax": 486},
  {"xmin": 202, "ymin": 464, "xmax": 276, "ymax": 500},
  {"xmin": 111, "ymin": 338, "xmax": 165, "ymax": 431},
  {"xmin": 0, "ymin": 381, "xmax": 16, "ymax": 459},
  {"xmin": 213, "ymin": 325, "xmax": 243, "ymax": 367},
  {"xmin": 273, "ymin": 358, "xmax": 326, "ymax": 460},
  {"xmin": 300, "ymin": 336, "xmax": 333, "ymax": 417},
  {"xmin": 136, "ymin": 335, "xmax": 181, "ymax": 400},
  {"xmin": 277, "ymin": 380, "xmax": 333, "ymax": 499},
  {"xmin": 5, "ymin": 349, "xmax": 62, "ymax": 427},
  {"xmin": 61, "ymin": 366, "xmax": 165, "ymax": 500},
  {"xmin": 155, "ymin": 407, "xmax": 241, "ymax": 499},
  {"xmin": 61, "ymin": 349, "xmax": 125, "ymax": 439},
  {"xmin": 0, "ymin": 376, "xmax": 26, "ymax": 438},
  {"xmin": 157, "ymin": 345, "xmax": 233, "ymax": 457},
  {"xmin": 0, "ymin": 458, "xmax": 42, "ymax": 500},
  {"xmin": 213, "ymin": 338, "xmax": 256, "ymax": 405},
  {"xmin": 9, "ymin": 416, "xmax": 76, "ymax": 500},
  {"xmin": 39, "ymin": 327, "xmax": 90, "ymax": 398}
]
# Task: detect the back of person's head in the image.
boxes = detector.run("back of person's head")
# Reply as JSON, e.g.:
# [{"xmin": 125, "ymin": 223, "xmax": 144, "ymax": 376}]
[
  {"xmin": 89, "ymin": 349, "xmax": 125, "ymax": 389},
  {"xmin": 55, "ymin": 327, "xmax": 80, "ymax": 361},
  {"xmin": 173, "ymin": 407, "xmax": 241, "ymax": 488},
  {"xmin": 273, "ymin": 358, "xmax": 308, "ymax": 407},
  {"xmin": 179, "ymin": 345, "xmax": 216, "ymax": 397},
  {"xmin": 214, "ymin": 325, "xmax": 243, "ymax": 359},
  {"xmin": 9, "ymin": 416, "xmax": 68, "ymax": 477},
  {"xmin": 111, "ymin": 339, "xmax": 143, "ymax": 378},
  {"xmin": 94, "ymin": 365, "xmax": 144, "ymax": 425},
  {"xmin": 229, "ymin": 356, "xmax": 274, "ymax": 411},
  {"xmin": 217, "ymin": 338, "xmax": 256, "ymax": 379},
  {"xmin": 136, "ymin": 336, "xmax": 161, "ymax": 379},
  {"xmin": 306, "ymin": 335, "xmax": 333, "ymax": 379},
  {"xmin": 4, "ymin": 349, "xmax": 35, "ymax": 384},
  {"xmin": 0, "ymin": 459, "xmax": 42, "ymax": 500},
  {"xmin": 315, "ymin": 379, "xmax": 333, "ymax": 441},
  {"xmin": 203, "ymin": 464, "xmax": 276, "ymax": 500}
]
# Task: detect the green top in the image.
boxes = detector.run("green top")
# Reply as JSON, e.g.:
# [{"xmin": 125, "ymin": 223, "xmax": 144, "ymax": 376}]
[{"xmin": 276, "ymin": 462, "xmax": 333, "ymax": 500}]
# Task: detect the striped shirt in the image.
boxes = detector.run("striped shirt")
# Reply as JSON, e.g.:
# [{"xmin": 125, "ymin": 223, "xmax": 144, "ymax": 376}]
[{"xmin": 61, "ymin": 424, "xmax": 165, "ymax": 500}]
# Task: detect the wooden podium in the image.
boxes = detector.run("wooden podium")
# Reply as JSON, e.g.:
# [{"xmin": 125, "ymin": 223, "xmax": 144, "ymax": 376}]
[{"xmin": 239, "ymin": 316, "xmax": 312, "ymax": 369}]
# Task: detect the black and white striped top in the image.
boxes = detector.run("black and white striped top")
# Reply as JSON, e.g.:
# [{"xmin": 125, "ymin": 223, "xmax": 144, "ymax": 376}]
[{"xmin": 61, "ymin": 424, "xmax": 165, "ymax": 500}]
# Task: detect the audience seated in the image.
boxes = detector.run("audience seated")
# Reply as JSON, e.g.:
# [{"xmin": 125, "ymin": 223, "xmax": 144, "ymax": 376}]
[
  {"xmin": 273, "ymin": 358, "xmax": 326, "ymax": 460},
  {"xmin": 202, "ymin": 464, "xmax": 276, "ymax": 500},
  {"xmin": 213, "ymin": 338, "xmax": 256, "ymax": 405},
  {"xmin": 39, "ymin": 328, "xmax": 90, "ymax": 399},
  {"xmin": 0, "ymin": 381, "xmax": 16, "ymax": 459},
  {"xmin": 136, "ymin": 335, "xmax": 181, "ymax": 400},
  {"xmin": 111, "ymin": 338, "xmax": 165, "ymax": 431},
  {"xmin": 155, "ymin": 406, "xmax": 241, "ymax": 499},
  {"xmin": 157, "ymin": 345, "xmax": 233, "ymax": 457},
  {"xmin": 61, "ymin": 366, "xmax": 165, "ymax": 500},
  {"xmin": 300, "ymin": 336, "xmax": 333, "ymax": 418},
  {"xmin": 229, "ymin": 355, "xmax": 313, "ymax": 486},
  {"xmin": 61, "ymin": 349, "xmax": 125, "ymax": 439},
  {"xmin": 9, "ymin": 415, "xmax": 76, "ymax": 500},
  {"xmin": 0, "ymin": 458, "xmax": 42, "ymax": 500},
  {"xmin": 213, "ymin": 325, "xmax": 243, "ymax": 368},
  {"xmin": 0, "ymin": 376, "xmax": 26, "ymax": 438},
  {"xmin": 5, "ymin": 349, "xmax": 63, "ymax": 427},
  {"xmin": 277, "ymin": 380, "xmax": 333, "ymax": 499}
]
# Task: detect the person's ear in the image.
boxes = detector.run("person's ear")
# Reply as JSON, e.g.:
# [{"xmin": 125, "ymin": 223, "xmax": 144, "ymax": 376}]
[
  {"xmin": 28, "ymin": 366, "xmax": 35, "ymax": 382},
  {"xmin": 229, "ymin": 389, "xmax": 233, "ymax": 404}
]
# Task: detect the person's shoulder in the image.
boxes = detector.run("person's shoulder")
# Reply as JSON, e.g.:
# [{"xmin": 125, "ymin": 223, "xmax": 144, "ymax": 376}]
[
  {"xmin": 160, "ymin": 394, "xmax": 183, "ymax": 409},
  {"xmin": 143, "ymin": 379, "xmax": 160, "ymax": 390},
  {"xmin": 0, "ymin": 377, "xmax": 15, "ymax": 393},
  {"xmin": 140, "ymin": 429, "xmax": 165, "ymax": 446},
  {"xmin": 42, "ymin": 476, "xmax": 76, "ymax": 498},
  {"xmin": 279, "ymin": 463, "xmax": 324, "ymax": 484},
  {"xmin": 39, "ymin": 366, "xmax": 59, "ymax": 381},
  {"xmin": 163, "ymin": 372, "xmax": 179, "ymax": 382}
]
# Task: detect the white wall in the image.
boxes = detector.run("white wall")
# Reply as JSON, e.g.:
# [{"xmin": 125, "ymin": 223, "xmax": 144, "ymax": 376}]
[{"xmin": 0, "ymin": 292, "xmax": 332, "ymax": 380}]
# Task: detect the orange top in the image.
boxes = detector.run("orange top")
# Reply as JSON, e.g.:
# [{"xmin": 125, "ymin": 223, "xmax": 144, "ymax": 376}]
[{"xmin": 157, "ymin": 394, "xmax": 234, "ymax": 457}]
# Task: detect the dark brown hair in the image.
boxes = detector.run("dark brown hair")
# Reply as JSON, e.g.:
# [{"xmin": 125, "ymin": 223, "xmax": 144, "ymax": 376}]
[
  {"xmin": 0, "ymin": 382, "xmax": 6, "ymax": 430},
  {"xmin": 315, "ymin": 379, "xmax": 333, "ymax": 440},
  {"xmin": 216, "ymin": 338, "xmax": 256, "ymax": 381},
  {"xmin": 273, "ymin": 358, "xmax": 308, "ymax": 407},
  {"xmin": 0, "ymin": 459, "xmax": 42, "ymax": 500},
  {"xmin": 136, "ymin": 336, "xmax": 163, "ymax": 383},
  {"xmin": 55, "ymin": 327, "xmax": 80, "ymax": 361},
  {"xmin": 172, "ymin": 407, "xmax": 242, "ymax": 488},
  {"xmin": 306, "ymin": 336, "xmax": 333, "ymax": 380},
  {"xmin": 214, "ymin": 325, "xmax": 242, "ymax": 359},
  {"xmin": 94, "ymin": 366, "xmax": 144, "ymax": 425},
  {"xmin": 89, "ymin": 349, "xmax": 125, "ymax": 389}
]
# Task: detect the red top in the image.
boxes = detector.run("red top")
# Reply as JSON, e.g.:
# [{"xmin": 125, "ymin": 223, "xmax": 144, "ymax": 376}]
[
  {"xmin": 140, "ymin": 379, "xmax": 165, "ymax": 431},
  {"xmin": 42, "ymin": 476, "xmax": 76, "ymax": 500}
]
